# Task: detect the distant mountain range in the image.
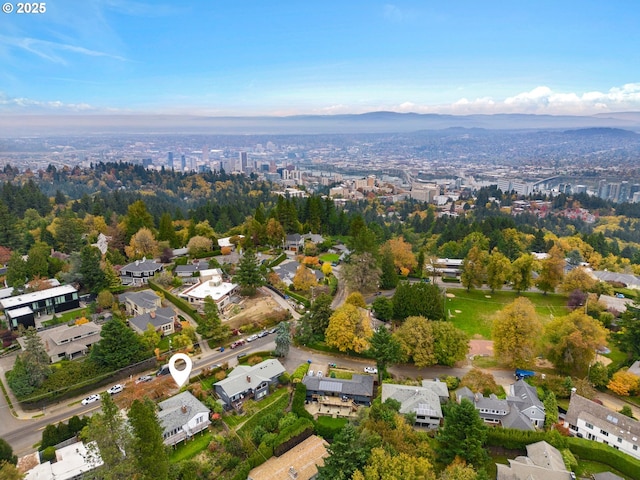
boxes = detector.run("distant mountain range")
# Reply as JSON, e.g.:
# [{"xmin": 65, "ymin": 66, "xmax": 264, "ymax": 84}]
[{"xmin": 1, "ymin": 111, "xmax": 640, "ymax": 136}]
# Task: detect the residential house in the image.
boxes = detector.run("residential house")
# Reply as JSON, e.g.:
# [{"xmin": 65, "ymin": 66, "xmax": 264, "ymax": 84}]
[
  {"xmin": 179, "ymin": 268, "xmax": 238, "ymax": 311},
  {"xmin": 175, "ymin": 262, "xmax": 210, "ymax": 283},
  {"xmin": 157, "ymin": 391, "xmax": 211, "ymax": 447},
  {"xmin": 247, "ymin": 435, "xmax": 329, "ymax": 480},
  {"xmin": 214, "ymin": 359, "xmax": 286, "ymax": 409},
  {"xmin": 303, "ymin": 374, "xmax": 375, "ymax": 406},
  {"xmin": 119, "ymin": 258, "xmax": 163, "ymax": 286},
  {"xmin": 17, "ymin": 321, "xmax": 102, "ymax": 363},
  {"xmin": 421, "ymin": 379, "xmax": 450, "ymax": 403},
  {"xmin": 218, "ymin": 235, "xmax": 244, "ymax": 251},
  {"xmin": 128, "ymin": 307, "xmax": 177, "ymax": 336},
  {"xmin": 589, "ymin": 270, "xmax": 640, "ymax": 290},
  {"xmin": 496, "ymin": 440, "xmax": 573, "ymax": 480},
  {"xmin": 427, "ymin": 258, "xmax": 464, "ymax": 279},
  {"xmin": 272, "ymin": 259, "xmax": 324, "ymax": 287},
  {"xmin": 455, "ymin": 385, "xmax": 540, "ymax": 431},
  {"xmin": 24, "ymin": 441, "xmax": 103, "ymax": 480},
  {"xmin": 285, "ymin": 233, "xmax": 304, "ymax": 252},
  {"xmin": 381, "ymin": 383, "xmax": 445, "ymax": 429},
  {"xmin": 565, "ymin": 392, "xmax": 640, "ymax": 460},
  {"xmin": 0, "ymin": 285, "xmax": 80, "ymax": 330},
  {"xmin": 509, "ymin": 379, "xmax": 546, "ymax": 428},
  {"xmin": 119, "ymin": 289, "xmax": 162, "ymax": 316},
  {"xmin": 303, "ymin": 232, "xmax": 325, "ymax": 245}
]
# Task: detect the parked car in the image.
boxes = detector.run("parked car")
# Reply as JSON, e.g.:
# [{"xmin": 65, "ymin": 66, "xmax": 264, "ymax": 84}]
[
  {"xmin": 157, "ymin": 365, "xmax": 170, "ymax": 376},
  {"xmin": 107, "ymin": 384, "xmax": 124, "ymax": 395},
  {"xmin": 257, "ymin": 330, "xmax": 268, "ymax": 338},
  {"xmin": 237, "ymin": 352, "xmax": 247, "ymax": 360},
  {"xmin": 268, "ymin": 327, "xmax": 278, "ymax": 334},
  {"xmin": 246, "ymin": 334, "xmax": 259, "ymax": 342},
  {"xmin": 364, "ymin": 366, "xmax": 378, "ymax": 374},
  {"xmin": 81, "ymin": 394, "xmax": 100, "ymax": 405},
  {"xmin": 230, "ymin": 340, "xmax": 246, "ymax": 349},
  {"xmin": 135, "ymin": 375, "xmax": 153, "ymax": 384}
]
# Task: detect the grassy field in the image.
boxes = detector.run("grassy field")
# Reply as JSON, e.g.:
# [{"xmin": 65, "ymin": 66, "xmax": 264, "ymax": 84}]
[
  {"xmin": 445, "ymin": 288, "xmax": 569, "ymax": 339},
  {"xmin": 319, "ymin": 253, "xmax": 340, "ymax": 263}
]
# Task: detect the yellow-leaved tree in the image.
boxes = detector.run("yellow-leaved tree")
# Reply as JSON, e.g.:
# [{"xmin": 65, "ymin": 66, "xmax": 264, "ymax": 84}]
[
  {"xmin": 325, "ymin": 303, "xmax": 372, "ymax": 353},
  {"xmin": 492, "ymin": 297, "xmax": 542, "ymax": 369},
  {"xmin": 607, "ymin": 369, "xmax": 640, "ymax": 396}
]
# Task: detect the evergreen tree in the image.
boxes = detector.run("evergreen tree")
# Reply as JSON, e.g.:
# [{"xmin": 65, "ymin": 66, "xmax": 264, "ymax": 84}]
[
  {"xmin": 21, "ymin": 327, "xmax": 51, "ymax": 388},
  {"xmin": 6, "ymin": 251, "xmax": 27, "ymax": 289},
  {"xmin": 543, "ymin": 391, "xmax": 559, "ymax": 429},
  {"xmin": 0, "ymin": 437, "xmax": 17, "ymax": 465},
  {"xmin": 367, "ymin": 326, "xmax": 402, "ymax": 383},
  {"xmin": 379, "ymin": 246, "xmax": 399, "ymax": 289},
  {"xmin": 83, "ymin": 393, "xmax": 137, "ymax": 479},
  {"xmin": 91, "ymin": 318, "xmax": 149, "ymax": 369},
  {"xmin": 235, "ymin": 249, "xmax": 263, "ymax": 296},
  {"xmin": 392, "ymin": 281, "xmax": 445, "ymax": 321},
  {"xmin": 274, "ymin": 321, "xmax": 291, "ymax": 357},
  {"xmin": 157, "ymin": 212, "xmax": 177, "ymax": 248},
  {"xmin": 26, "ymin": 242, "xmax": 50, "ymax": 280},
  {"xmin": 436, "ymin": 399, "xmax": 488, "ymax": 468},
  {"xmin": 308, "ymin": 293, "xmax": 334, "ymax": 336},
  {"xmin": 80, "ymin": 246, "xmax": 107, "ymax": 294},
  {"xmin": 197, "ymin": 296, "xmax": 229, "ymax": 343},
  {"xmin": 317, "ymin": 424, "xmax": 371, "ymax": 480},
  {"xmin": 129, "ymin": 398, "xmax": 170, "ymax": 480}
]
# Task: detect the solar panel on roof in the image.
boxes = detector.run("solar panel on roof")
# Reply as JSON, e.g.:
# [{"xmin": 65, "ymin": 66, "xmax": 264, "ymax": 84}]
[{"xmin": 318, "ymin": 380, "xmax": 343, "ymax": 393}]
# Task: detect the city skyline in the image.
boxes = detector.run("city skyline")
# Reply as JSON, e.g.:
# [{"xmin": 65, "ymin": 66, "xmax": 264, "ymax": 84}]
[{"xmin": 1, "ymin": 1, "xmax": 640, "ymax": 117}]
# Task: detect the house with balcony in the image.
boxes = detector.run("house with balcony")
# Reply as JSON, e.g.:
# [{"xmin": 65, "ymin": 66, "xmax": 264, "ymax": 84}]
[
  {"xmin": 17, "ymin": 321, "xmax": 102, "ymax": 363},
  {"xmin": 178, "ymin": 268, "xmax": 238, "ymax": 311},
  {"xmin": 119, "ymin": 258, "xmax": 163, "ymax": 286},
  {"xmin": 214, "ymin": 359, "xmax": 285, "ymax": 409},
  {"xmin": 157, "ymin": 391, "xmax": 210, "ymax": 447},
  {"xmin": 119, "ymin": 289, "xmax": 162, "ymax": 316},
  {"xmin": 381, "ymin": 382, "xmax": 446, "ymax": 429},
  {"xmin": 128, "ymin": 307, "xmax": 177, "ymax": 336}
]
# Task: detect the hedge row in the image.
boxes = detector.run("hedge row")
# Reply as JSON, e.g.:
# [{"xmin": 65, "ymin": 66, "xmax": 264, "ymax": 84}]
[
  {"xmin": 486, "ymin": 428, "xmax": 563, "ymax": 450},
  {"xmin": 247, "ymin": 442, "xmax": 274, "ymax": 470},
  {"xmin": 268, "ymin": 253, "xmax": 287, "ymax": 267},
  {"xmin": 236, "ymin": 393, "xmax": 289, "ymax": 437},
  {"xmin": 566, "ymin": 436, "xmax": 640, "ymax": 478},
  {"xmin": 291, "ymin": 363, "xmax": 310, "ymax": 382},
  {"xmin": 273, "ymin": 421, "xmax": 314, "ymax": 457},
  {"xmin": 285, "ymin": 289, "xmax": 310, "ymax": 308},
  {"xmin": 148, "ymin": 280, "xmax": 201, "ymax": 322},
  {"xmin": 292, "ymin": 383, "xmax": 314, "ymax": 420}
]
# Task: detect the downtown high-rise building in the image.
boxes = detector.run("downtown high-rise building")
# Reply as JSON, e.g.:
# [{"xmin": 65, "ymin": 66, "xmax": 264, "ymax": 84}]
[{"xmin": 167, "ymin": 152, "xmax": 174, "ymax": 169}]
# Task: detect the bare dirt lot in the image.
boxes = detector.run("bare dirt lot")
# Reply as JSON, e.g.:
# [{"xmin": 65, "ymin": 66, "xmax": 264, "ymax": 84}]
[{"xmin": 225, "ymin": 292, "xmax": 289, "ymax": 331}]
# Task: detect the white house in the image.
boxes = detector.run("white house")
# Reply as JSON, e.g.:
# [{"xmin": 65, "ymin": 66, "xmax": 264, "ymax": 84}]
[
  {"xmin": 178, "ymin": 268, "xmax": 238, "ymax": 311},
  {"xmin": 24, "ymin": 441, "xmax": 103, "ymax": 480},
  {"xmin": 157, "ymin": 391, "xmax": 211, "ymax": 447},
  {"xmin": 565, "ymin": 392, "xmax": 640, "ymax": 460}
]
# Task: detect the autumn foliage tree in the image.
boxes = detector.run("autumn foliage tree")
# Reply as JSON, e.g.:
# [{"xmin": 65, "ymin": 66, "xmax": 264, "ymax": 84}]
[
  {"xmin": 394, "ymin": 316, "xmax": 468, "ymax": 367},
  {"xmin": 560, "ymin": 266, "xmax": 597, "ymax": 293},
  {"xmin": 325, "ymin": 303, "xmax": 373, "ymax": 353},
  {"xmin": 536, "ymin": 244, "xmax": 565, "ymax": 294},
  {"xmin": 125, "ymin": 227, "xmax": 158, "ymax": 260},
  {"xmin": 492, "ymin": 297, "xmax": 542, "ymax": 368},
  {"xmin": 461, "ymin": 246, "xmax": 487, "ymax": 291},
  {"xmin": 543, "ymin": 310, "xmax": 608, "ymax": 375},
  {"xmin": 383, "ymin": 236, "xmax": 417, "ymax": 276},
  {"xmin": 292, "ymin": 264, "xmax": 317, "ymax": 292},
  {"xmin": 607, "ymin": 369, "xmax": 640, "ymax": 396}
]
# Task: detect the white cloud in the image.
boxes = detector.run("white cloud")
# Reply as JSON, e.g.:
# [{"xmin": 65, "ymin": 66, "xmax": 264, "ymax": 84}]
[{"xmin": 0, "ymin": 92, "xmax": 95, "ymax": 112}]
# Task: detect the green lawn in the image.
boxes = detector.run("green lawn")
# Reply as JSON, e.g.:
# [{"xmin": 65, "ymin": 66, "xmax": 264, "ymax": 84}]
[
  {"xmin": 169, "ymin": 431, "xmax": 213, "ymax": 463},
  {"xmin": 42, "ymin": 307, "xmax": 89, "ymax": 327},
  {"xmin": 223, "ymin": 387, "xmax": 289, "ymax": 429},
  {"xmin": 445, "ymin": 288, "xmax": 569, "ymax": 339},
  {"xmin": 319, "ymin": 253, "xmax": 340, "ymax": 263}
]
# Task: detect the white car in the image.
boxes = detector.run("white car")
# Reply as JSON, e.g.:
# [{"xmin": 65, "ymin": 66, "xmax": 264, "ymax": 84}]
[
  {"xmin": 246, "ymin": 334, "xmax": 259, "ymax": 342},
  {"xmin": 107, "ymin": 384, "xmax": 124, "ymax": 395},
  {"xmin": 81, "ymin": 394, "xmax": 100, "ymax": 405},
  {"xmin": 364, "ymin": 367, "xmax": 378, "ymax": 374},
  {"xmin": 135, "ymin": 375, "xmax": 152, "ymax": 384}
]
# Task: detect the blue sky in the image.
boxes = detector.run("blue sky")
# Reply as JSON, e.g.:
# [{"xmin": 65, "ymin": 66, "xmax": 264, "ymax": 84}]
[{"xmin": 1, "ymin": 1, "xmax": 639, "ymax": 115}]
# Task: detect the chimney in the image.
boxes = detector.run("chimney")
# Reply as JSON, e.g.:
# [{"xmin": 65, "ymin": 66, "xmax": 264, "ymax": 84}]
[
  {"xmin": 246, "ymin": 375, "xmax": 251, "ymax": 383},
  {"xmin": 150, "ymin": 311, "xmax": 156, "ymax": 319},
  {"xmin": 181, "ymin": 405, "xmax": 187, "ymax": 414}
]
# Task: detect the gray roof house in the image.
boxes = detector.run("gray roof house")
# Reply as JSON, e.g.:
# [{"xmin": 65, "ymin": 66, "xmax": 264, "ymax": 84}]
[
  {"xmin": 157, "ymin": 391, "xmax": 210, "ymax": 447},
  {"xmin": 508, "ymin": 379, "xmax": 546, "ymax": 428},
  {"xmin": 455, "ymin": 384, "xmax": 540, "ymax": 431},
  {"xmin": 590, "ymin": 270, "xmax": 640, "ymax": 290},
  {"xmin": 303, "ymin": 374, "xmax": 375, "ymax": 406},
  {"xmin": 119, "ymin": 258, "xmax": 163, "ymax": 286},
  {"xmin": 128, "ymin": 307, "xmax": 177, "ymax": 336},
  {"xmin": 565, "ymin": 392, "xmax": 640, "ymax": 461},
  {"xmin": 381, "ymin": 383, "xmax": 445, "ymax": 429},
  {"xmin": 17, "ymin": 321, "xmax": 102, "ymax": 363},
  {"xmin": 175, "ymin": 262, "xmax": 210, "ymax": 283},
  {"xmin": 214, "ymin": 359, "xmax": 286, "ymax": 409},
  {"xmin": 119, "ymin": 289, "xmax": 162, "ymax": 316},
  {"xmin": 285, "ymin": 233, "xmax": 304, "ymax": 251},
  {"xmin": 272, "ymin": 260, "xmax": 324, "ymax": 287},
  {"xmin": 496, "ymin": 440, "xmax": 573, "ymax": 480}
]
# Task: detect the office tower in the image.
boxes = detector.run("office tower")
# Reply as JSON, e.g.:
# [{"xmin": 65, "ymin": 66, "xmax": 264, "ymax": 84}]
[
  {"xmin": 597, "ymin": 179, "xmax": 608, "ymax": 199},
  {"xmin": 239, "ymin": 152, "xmax": 248, "ymax": 172},
  {"xmin": 202, "ymin": 145, "xmax": 209, "ymax": 163},
  {"xmin": 181, "ymin": 154, "xmax": 186, "ymax": 171},
  {"xmin": 619, "ymin": 181, "xmax": 630, "ymax": 203},
  {"xmin": 608, "ymin": 183, "xmax": 620, "ymax": 202},
  {"xmin": 167, "ymin": 152, "xmax": 174, "ymax": 169}
]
